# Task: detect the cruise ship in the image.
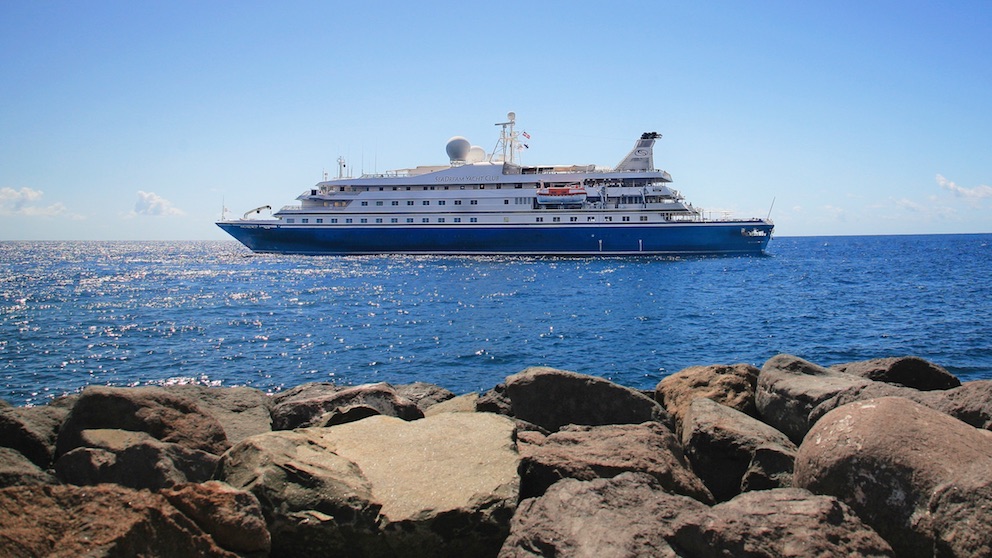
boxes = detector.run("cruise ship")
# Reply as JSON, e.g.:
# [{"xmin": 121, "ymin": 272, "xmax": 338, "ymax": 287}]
[{"xmin": 217, "ymin": 113, "xmax": 773, "ymax": 255}]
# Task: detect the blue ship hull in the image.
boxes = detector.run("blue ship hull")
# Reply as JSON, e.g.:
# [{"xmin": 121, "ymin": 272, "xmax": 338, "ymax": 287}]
[{"xmin": 217, "ymin": 221, "xmax": 773, "ymax": 256}]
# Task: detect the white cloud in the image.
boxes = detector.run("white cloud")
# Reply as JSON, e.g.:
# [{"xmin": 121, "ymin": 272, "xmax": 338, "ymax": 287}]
[
  {"xmin": 132, "ymin": 190, "xmax": 185, "ymax": 216},
  {"xmin": 0, "ymin": 187, "xmax": 68, "ymax": 217},
  {"xmin": 936, "ymin": 174, "xmax": 992, "ymax": 200}
]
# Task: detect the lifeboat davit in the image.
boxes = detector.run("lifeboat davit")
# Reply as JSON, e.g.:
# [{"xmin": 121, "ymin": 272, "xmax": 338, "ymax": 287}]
[{"xmin": 536, "ymin": 186, "xmax": 587, "ymax": 205}]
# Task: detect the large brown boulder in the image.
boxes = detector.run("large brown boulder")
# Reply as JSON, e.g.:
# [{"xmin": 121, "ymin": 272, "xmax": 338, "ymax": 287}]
[
  {"xmin": 161, "ymin": 481, "xmax": 271, "ymax": 555},
  {"xmin": 501, "ymin": 367, "xmax": 671, "ymax": 432},
  {"xmin": 655, "ymin": 363, "xmax": 759, "ymax": 435},
  {"xmin": 56, "ymin": 386, "xmax": 229, "ymax": 457},
  {"xmin": 165, "ymin": 385, "xmax": 273, "ymax": 444},
  {"xmin": 671, "ymin": 488, "xmax": 893, "ymax": 557},
  {"xmin": 830, "ymin": 356, "xmax": 960, "ymax": 391},
  {"xmin": 927, "ymin": 463, "xmax": 992, "ymax": 557},
  {"xmin": 517, "ymin": 422, "xmax": 713, "ymax": 503},
  {"xmin": 931, "ymin": 380, "xmax": 992, "ymax": 430},
  {"xmin": 0, "ymin": 447, "xmax": 58, "ymax": 487},
  {"xmin": 0, "ymin": 403, "xmax": 69, "ymax": 468},
  {"xmin": 680, "ymin": 397, "xmax": 797, "ymax": 501},
  {"xmin": 795, "ymin": 396, "xmax": 992, "ymax": 558},
  {"xmin": 499, "ymin": 472, "xmax": 707, "ymax": 557},
  {"xmin": 55, "ymin": 429, "xmax": 219, "ymax": 490},
  {"xmin": 218, "ymin": 412, "xmax": 519, "ymax": 557},
  {"xmin": 755, "ymin": 354, "xmax": 871, "ymax": 444},
  {"xmin": 269, "ymin": 382, "xmax": 423, "ymax": 430},
  {"xmin": 0, "ymin": 483, "xmax": 237, "ymax": 557}
]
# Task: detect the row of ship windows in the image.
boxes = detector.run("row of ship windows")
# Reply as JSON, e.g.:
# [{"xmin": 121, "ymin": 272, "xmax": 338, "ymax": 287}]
[
  {"xmin": 356, "ymin": 199, "xmax": 530, "ymax": 206},
  {"xmin": 284, "ymin": 215, "xmax": 652, "ymax": 224}
]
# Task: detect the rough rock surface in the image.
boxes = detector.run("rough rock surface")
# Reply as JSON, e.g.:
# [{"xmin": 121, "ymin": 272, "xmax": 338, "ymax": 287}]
[
  {"xmin": 425, "ymin": 392, "xmax": 479, "ymax": 416},
  {"xmin": 755, "ymin": 354, "xmax": 872, "ymax": 444},
  {"xmin": 927, "ymin": 463, "xmax": 992, "ymax": 557},
  {"xmin": 56, "ymin": 385, "xmax": 229, "ymax": 457},
  {"xmin": 0, "ymin": 403, "xmax": 69, "ymax": 468},
  {"xmin": 166, "ymin": 385, "xmax": 274, "ymax": 444},
  {"xmin": 56, "ymin": 428, "xmax": 219, "ymax": 489},
  {"xmin": 655, "ymin": 363, "xmax": 759, "ymax": 435},
  {"xmin": 0, "ymin": 446, "xmax": 58, "ymax": 487},
  {"xmin": 830, "ymin": 355, "xmax": 960, "ymax": 390},
  {"xmin": 795, "ymin": 396, "xmax": 992, "ymax": 558},
  {"xmin": 502, "ymin": 367, "xmax": 671, "ymax": 432},
  {"xmin": 932, "ymin": 380, "xmax": 992, "ymax": 430},
  {"xmin": 393, "ymin": 381, "xmax": 456, "ymax": 411},
  {"xmin": 161, "ymin": 480, "xmax": 271, "ymax": 555},
  {"xmin": 671, "ymin": 488, "xmax": 894, "ymax": 557},
  {"xmin": 499, "ymin": 472, "xmax": 706, "ymax": 557},
  {"xmin": 680, "ymin": 397, "xmax": 797, "ymax": 501},
  {"xmin": 517, "ymin": 422, "xmax": 712, "ymax": 503},
  {"xmin": 0, "ymin": 483, "xmax": 237, "ymax": 557},
  {"xmin": 269, "ymin": 382, "xmax": 423, "ymax": 430},
  {"xmin": 218, "ymin": 412, "xmax": 520, "ymax": 557}
]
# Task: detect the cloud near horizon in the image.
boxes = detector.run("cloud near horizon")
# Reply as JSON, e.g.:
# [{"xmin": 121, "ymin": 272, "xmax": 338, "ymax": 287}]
[
  {"xmin": 131, "ymin": 190, "xmax": 185, "ymax": 216},
  {"xmin": 0, "ymin": 187, "xmax": 68, "ymax": 217},
  {"xmin": 936, "ymin": 174, "xmax": 992, "ymax": 200}
]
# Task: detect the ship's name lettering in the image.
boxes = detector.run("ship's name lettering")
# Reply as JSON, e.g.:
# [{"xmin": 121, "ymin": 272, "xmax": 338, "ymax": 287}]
[{"xmin": 435, "ymin": 175, "xmax": 498, "ymax": 183}]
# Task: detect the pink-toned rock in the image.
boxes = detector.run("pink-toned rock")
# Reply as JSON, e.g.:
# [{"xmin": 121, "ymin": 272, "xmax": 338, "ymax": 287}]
[
  {"xmin": 270, "ymin": 382, "xmax": 423, "ymax": 430},
  {"xmin": 0, "ymin": 403, "xmax": 69, "ymax": 468},
  {"xmin": 795, "ymin": 396, "xmax": 992, "ymax": 558},
  {"xmin": 161, "ymin": 481, "xmax": 270, "ymax": 555},
  {"xmin": 518, "ymin": 422, "xmax": 713, "ymax": 503},
  {"xmin": 0, "ymin": 483, "xmax": 237, "ymax": 557},
  {"xmin": 655, "ymin": 363, "xmax": 759, "ymax": 435}
]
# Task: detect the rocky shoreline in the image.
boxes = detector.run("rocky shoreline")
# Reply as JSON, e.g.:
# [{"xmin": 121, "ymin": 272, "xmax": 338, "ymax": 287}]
[{"xmin": 1, "ymin": 354, "xmax": 991, "ymax": 557}]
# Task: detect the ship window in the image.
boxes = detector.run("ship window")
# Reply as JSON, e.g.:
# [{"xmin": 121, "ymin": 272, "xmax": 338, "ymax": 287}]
[
  {"xmin": 407, "ymin": 201, "xmax": 414, "ymax": 206},
  {"xmin": 444, "ymin": 186, "xmax": 449, "ymax": 190},
  {"xmin": 438, "ymin": 200, "xmax": 445, "ymax": 206},
  {"xmin": 375, "ymin": 218, "xmax": 382, "ymax": 223},
  {"xmin": 392, "ymin": 187, "xmax": 398, "ymax": 191},
  {"xmin": 379, "ymin": 187, "xmax": 384, "ymax": 191},
  {"xmin": 454, "ymin": 200, "xmax": 462, "ymax": 205},
  {"xmin": 605, "ymin": 217, "xmax": 613, "ymax": 222},
  {"xmin": 515, "ymin": 184, "xmax": 523, "ymax": 189},
  {"xmin": 553, "ymin": 217, "xmax": 561, "ymax": 222},
  {"xmin": 317, "ymin": 218, "xmax": 323, "ymax": 223},
  {"xmin": 422, "ymin": 201, "xmax": 429, "ymax": 206},
  {"xmin": 345, "ymin": 218, "xmax": 353, "ymax": 223},
  {"xmin": 470, "ymin": 217, "xmax": 478, "ymax": 222},
  {"xmin": 406, "ymin": 218, "xmax": 414, "ymax": 223},
  {"xmin": 496, "ymin": 185, "xmax": 501, "ymax": 189},
  {"xmin": 438, "ymin": 218, "xmax": 445, "ymax": 223},
  {"xmin": 301, "ymin": 218, "xmax": 309, "ymax": 223},
  {"xmin": 311, "ymin": 190, "xmax": 317, "ymax": 195},
  {"xmin": 361, "ymin": 201, "xmax": 368, "ymax": 206},
  {"xmin": 286, "ymin": 218, "xmax": 294, "ymax": 223},
  {"xmin": 453, "ymin": 217, "xmax": 461, "ymax": 223},
  {"xmin": 406, "ymin": 187, "xmax": 411, "ymax": 190},
  {"xmin": 570, "ymin": 217, "xmax": 578, "ymax": 222},
  {"xmin": 622, "ymin": 216, "xmax": 630, "ymax": 222},
  {"xmin": 376, "ymin": 201, "xmax": 383, "ymax": 206},
  {"xmin": 391, "ymin": 218, "xmax": 398, "ymax": 223},
  {"xmin": 470, "ymin": 200, "xmax": 478, "ymax": 205},
  {"xmin": 480, "ymin": 185, "xmax": 485, "ymax": 189},
  {"xmin": 331, "ymin": 218, "xmax": 338, "ymax": 223},
  {"xmin": 536, "ymin": 217, "xmax": 544, "ymax": 222},
  {"xmin": 588, "ymin": 216, "xmax": 595, "ymax": 221},
  {"xmin": 422, "ymin": 218, "xmax": 429, "ymax": 223},
  {"xmin": 392, "ymin": 201, "xmax": 399, "ymax": 206},
  {"xmin": 360, "ymin": 218, "xmax": 367, "ymax": 223},
  {"xmin": 640, "ymin": 216, "xmax": 648, "ymax": 221},
  {"xmin": 504, "ymin": 200, "xmax": 509, "ymax": 205}
]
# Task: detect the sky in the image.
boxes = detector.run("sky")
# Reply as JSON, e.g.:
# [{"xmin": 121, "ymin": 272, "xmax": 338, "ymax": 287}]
[{"xmin": 1, "ymin": 1, "xmax": 990, "ymax": 240}]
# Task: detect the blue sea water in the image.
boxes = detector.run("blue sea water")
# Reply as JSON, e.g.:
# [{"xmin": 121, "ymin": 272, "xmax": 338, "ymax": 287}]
[{"xmin": 1, "ymin": 234, "xmax": 990, "ymax": 407}]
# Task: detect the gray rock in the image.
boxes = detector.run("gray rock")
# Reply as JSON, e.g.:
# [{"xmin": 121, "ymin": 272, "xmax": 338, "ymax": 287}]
[
  {"xmin": 671, "ymin": 488, "xmax": 893, "ymax": 557},
  {"xmin": 795, "ymin": 396, "xmax": 992, "ymax": 558},
  {"xmin": 218, "ymin": 412, "xmax": 519, "ymax": 557},
  {"xmin": 56, "ymin": 386, "xmax": 229, "ymax": 457},
  {"xmin": 269, "ymin": 382, "xmax": 423, "ymax": 430},
  {"xmin": 499, "ymin": 472, "xmax": 706, "ymax": 558},
  {"xmin": 680, "ymin": 397, "xmax": 797, "ymax": 501},
  {"xmin": 502, "ymin": 367, "xmax": 671, "ymax": 432},
  {"xmin": 0, "ymin": 403, "xmax": 69, "ymax": 468},
  {"xmin": 755, "ymin": 354, "xmax": 871, "ymax": 444},
  {"xmin": 55, "ymin": 428, "xmax": 218, "ymax": 490},
  {"xmin": 830, "ymin": 356, "xmax": 960, "ymax": 391},
  {"xmin": 655, "ymin": 363, "xmax": 759, "ymax": 436},
  {"xmin": 164, "ymin": 385, "xmax": 273, "ymax": 445},
  {"xmin": 0, "ymin": 447, "xmax": 58, "ymax": 487},
  {"xmin": 518, "ymin": 422, "xmax": 713, "ymax": 503}
]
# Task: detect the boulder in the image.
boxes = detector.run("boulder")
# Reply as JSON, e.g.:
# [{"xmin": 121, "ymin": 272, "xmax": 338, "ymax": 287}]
[
  {"xmin": 927, "ymin": 463, "xmax": 992, "ymax": 557},
  {"xmin": 680, "ymin": 397, "xmax": 797, "ymax": 501},
  {"xmin": 475, "ymin": 383, "xmax": 512, "ymax": 415},
  {"xmin": 0, "ymin": 483, "xmax": 237, "ymax": 557},
  {"xmin": 501, "ymin": 367, "xmax": 671, "ymax": 432},
  {"xmin": 795, "ymin": 396, "xmax": 992, "ymax": 558},
  {"xmin": 517, "ymin": 422, "xmax": 713, "ymax": 503},
  {"xmin": 0, "ymin": 447, "xmax": 58, "ymax": 487},
  {"xmin": 56, "ymin": 386, "xmax": 229, "ymax": 457},
  {"xmin": 271, "ymin": 381, "xmax": 340, "ymax": 405},
  {"xmin": 655, "ymin": 363, "xmax": 759, "ymax": 435},
  {"xmin": 671, "ymin": 488, "xmax": 893, "ymax": 557},
  {"xmin": 425, "ymin": 392, "xmax": 479, "ymax": 416},
  {"xmin": 269, "ymin": 382, "xmax": 423, "ymax": 430},
  {"xmin": 165, "ymin": 385, "xmax": 273, "ymax": 444},
  {"xmin": 393, "ymin": 381, "xmax": 456, "ymax": 411},
  {"xmin": 55, "ymin": 429, "xmax": 218, "ymax": 490},
  {"xmin": 0, "ymin": 403, "xmax": 69, "ymax": 468},
  {"xmin": 808, "ymin": 381, "xmax": 927, "ymax": 424},
  {"xmin": 739, "ymin": 445, "xmax": 796, "ymax": 492},
  {"xmin": 830, "ymin": 356, "xmax": 960, "ymax": 391},
  {"xmin": 499, "ymin": 472, "xmax": 707, "ymax": 558},
  {"xmin": 931, "ymin": 380, "xmax": 992, "ymax": 430},
  {"xmin": 755, "ymin": 354, "xmax": 872, "ymax": 444},
  {"xmin": 161, "ymin": 481, "xmax": 271, "ymax": 555},
  {"xmin": 218, "ymin": 412, "xmax": 520, "ymax": 557}
]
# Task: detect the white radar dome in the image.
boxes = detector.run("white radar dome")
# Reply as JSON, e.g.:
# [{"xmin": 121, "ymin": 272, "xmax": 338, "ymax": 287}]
[
  {"xmin": 466, "ymin": 145, "xmax": 486, "ymax": 163},
  {"xmin": 445, "ymin": 136, "xmax": 471, "ymax": 162}
]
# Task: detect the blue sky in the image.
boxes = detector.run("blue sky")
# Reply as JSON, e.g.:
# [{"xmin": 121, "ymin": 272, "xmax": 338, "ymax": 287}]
[{"xmin": 1, "ymin": 1, "xmax": 989, "ymax": 240}]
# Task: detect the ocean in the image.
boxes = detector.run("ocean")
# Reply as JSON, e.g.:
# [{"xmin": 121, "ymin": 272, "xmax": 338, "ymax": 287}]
[{"xmin": 1, "ymin": 234, "xmax": 990, "ymax": 407}]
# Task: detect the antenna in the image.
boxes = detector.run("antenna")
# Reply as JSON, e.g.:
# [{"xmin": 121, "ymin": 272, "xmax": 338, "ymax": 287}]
[
  {"xmin": 766, "ymin": 197, "xmax": 776, "ymax": 221},
  {"xmin": 491, "ymin": 111, "xmax": 519, "ymax": 165}
]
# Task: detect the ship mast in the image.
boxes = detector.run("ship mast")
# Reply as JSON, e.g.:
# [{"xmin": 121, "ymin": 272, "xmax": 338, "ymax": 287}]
[{"xmin": 491, "ymin": 111, "xmax": 519, "ymax": 165}]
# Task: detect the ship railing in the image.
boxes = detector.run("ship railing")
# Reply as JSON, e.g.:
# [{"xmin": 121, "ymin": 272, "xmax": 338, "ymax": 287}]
[{"xmin": 279, "ymin": 205, "xmax": 303, "ymax": 211}]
